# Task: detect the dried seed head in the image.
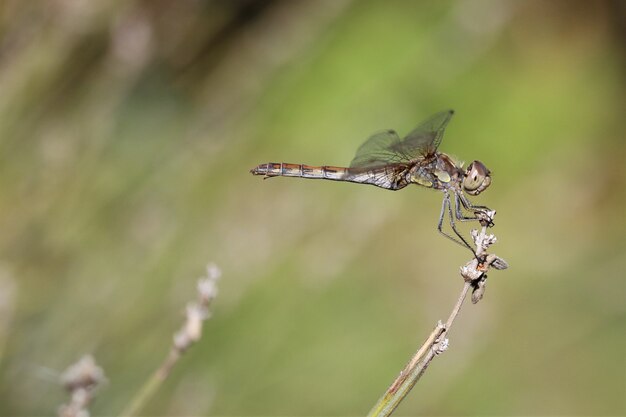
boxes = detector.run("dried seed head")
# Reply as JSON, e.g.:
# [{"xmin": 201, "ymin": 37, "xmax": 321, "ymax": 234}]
[
  {"xmin": 198, "ymin": 263, "xmax": 221, "ymax": 303},
  {"xmin": 460, "ymin": 259, "xmax": 484, "ymax": 282},
  {"xmin": 173, "ymin": 263, "xmax": 221, "ymax": 353},
  {"xmin": 197, "ymin": 278, "xmax": 218, "ymax": 302},
  {"xmin": 471, "ymin": 278, "xmax": 487, "ymax": 304},
  {"xmin": 471, "ymin": 229, "xmax": 497, "ymax": 253},
  {"xmin": 477, "ymin": 209, "xmax": 496, "ymax": 227},
  {"xmin": 205, "ymin": 263, "xmax": 222, "ymax": 281},
  {"xmin": 60, "ymin": 355, "xmax": 106, "ymax": 392},
  {"xmin": 491, "ymin": 256, "xmax": 509, "ymax": 270},
  {"xmin": 433, "ymin": 338, "xmax": 449, "ymax": 355}
]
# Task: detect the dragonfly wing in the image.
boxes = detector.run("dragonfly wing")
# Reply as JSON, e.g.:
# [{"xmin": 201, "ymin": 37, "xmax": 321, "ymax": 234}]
[
  {"xmin": 349, "ymin": 129, "xmax": 410, "ymax": 168},
  {"xmin": 349, "ymin": 110, "xmax": 455, "ymax": 170},
  {"xmin": 393, "ymin": 109, "xmax": 455, "ymax": 158}
]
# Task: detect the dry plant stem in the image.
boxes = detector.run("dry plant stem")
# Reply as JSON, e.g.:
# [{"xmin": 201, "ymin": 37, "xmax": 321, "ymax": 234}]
[
  {"xmin": 367, "ymin": 217, "xmax": 498, "ymax": 417},
  {"xmin": 119, "ymin": 264, "xmax": 220, "ymax": 417},
  {"xmin": 366, "ymin": 282, "xmax": 471, "ymax": 417},
  {"xmin": 118, "ymin": 350, "xmax": 181, "ymax": 417}
]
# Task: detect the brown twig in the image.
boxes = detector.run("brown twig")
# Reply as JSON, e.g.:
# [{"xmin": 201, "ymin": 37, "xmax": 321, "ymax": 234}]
[{"xmin": 367, "ymin": 211, "xmax": 508, "ymax": 417}]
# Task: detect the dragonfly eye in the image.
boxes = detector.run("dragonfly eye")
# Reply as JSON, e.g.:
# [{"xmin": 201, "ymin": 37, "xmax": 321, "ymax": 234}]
[{"xmin": 463, "ymin": 160, "xmax": 491, "ymax": 195}]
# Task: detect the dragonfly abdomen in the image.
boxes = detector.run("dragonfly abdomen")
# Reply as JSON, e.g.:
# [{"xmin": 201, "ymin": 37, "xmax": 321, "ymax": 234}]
[{"xmin": 250, "ymin": 163, "xmax": 348, "ymax": 181}]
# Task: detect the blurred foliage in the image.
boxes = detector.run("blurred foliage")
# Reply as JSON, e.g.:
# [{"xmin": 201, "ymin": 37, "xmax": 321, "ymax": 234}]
[{"xmin": 0, "ymin": 0, "xmax": 624, "ymax": 415}]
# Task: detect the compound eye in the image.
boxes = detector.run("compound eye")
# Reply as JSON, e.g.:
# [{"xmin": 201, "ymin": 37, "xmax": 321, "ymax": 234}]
[{"xmin": 463, "ymin": 161, "xmax": 491, "ymax": 195}]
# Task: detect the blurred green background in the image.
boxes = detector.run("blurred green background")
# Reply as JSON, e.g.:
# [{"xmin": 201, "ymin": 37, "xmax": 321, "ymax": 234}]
[{"xmin": 0, "ymin": 0, "xmax": 624, "ymax": 415}]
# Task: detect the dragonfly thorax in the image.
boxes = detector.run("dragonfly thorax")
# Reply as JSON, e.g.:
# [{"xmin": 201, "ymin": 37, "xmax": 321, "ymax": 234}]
[{"xmin": 408, "ymin": 153, "xmax": 463, "ymax": 190}]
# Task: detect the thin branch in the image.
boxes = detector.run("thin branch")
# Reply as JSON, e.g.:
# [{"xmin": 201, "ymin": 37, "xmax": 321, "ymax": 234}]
[
  {"xmin": 119, "ymin": 263, "xmax": 221, "ymax": 417},
  {"xmin": 367, "ymin": 211, "xmax": 507, "ymax": 417}
]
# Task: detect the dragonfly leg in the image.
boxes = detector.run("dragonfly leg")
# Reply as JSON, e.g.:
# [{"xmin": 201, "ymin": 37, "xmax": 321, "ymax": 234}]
[
  {"xmin": 455, "ymin": 192, "xmax": 494, "ymax": 227},
  {"xmin": 437, "ymin": 191, "xmax": 477, "ymax": 257},
  {"xmin": 448, "ymin": 194, "xmax": 480, "ymax": 258}
]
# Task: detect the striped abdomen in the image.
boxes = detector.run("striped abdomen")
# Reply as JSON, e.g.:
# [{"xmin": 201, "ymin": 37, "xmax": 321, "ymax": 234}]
[
  {"xmin": 250, "ymin": 163, "xmax": 348, "ymax": 181},
  {"xmin": 250, "ymin": 162, "xmax": 411, "ymax": 190}
]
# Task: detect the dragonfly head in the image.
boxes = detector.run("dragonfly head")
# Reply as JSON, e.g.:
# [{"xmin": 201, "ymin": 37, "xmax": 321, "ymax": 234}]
[{"xmin": 462, "ymin": 160, "xmax": 491, "ymax": 195}]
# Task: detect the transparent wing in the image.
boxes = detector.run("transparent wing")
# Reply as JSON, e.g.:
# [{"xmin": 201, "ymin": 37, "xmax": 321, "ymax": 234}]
[
  {"xmin": 396, "ymin": 109, "xmax": 454, "ymax": 158},
  {"xmin": 349, "ymin": 129, "xmax": 407, "ymax": 168},
  {"xmin": 349, "ymin": 110, "xmax": 455, "ymax": 169}
]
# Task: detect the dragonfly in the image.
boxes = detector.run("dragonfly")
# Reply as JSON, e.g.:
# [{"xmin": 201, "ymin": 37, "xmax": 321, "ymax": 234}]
[{"xmin": 250, "ymin": 110, "xmax": 494, "ymax": 257}]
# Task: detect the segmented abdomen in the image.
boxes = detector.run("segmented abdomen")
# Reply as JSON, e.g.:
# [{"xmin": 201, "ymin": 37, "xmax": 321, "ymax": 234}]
[{"xmin": 250, "ymin": 163, "xmax": 348, "ymax": 181}]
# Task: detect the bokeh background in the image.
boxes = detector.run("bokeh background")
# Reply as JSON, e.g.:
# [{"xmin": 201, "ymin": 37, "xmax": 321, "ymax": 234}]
[{"xmin": 0, "ymin": 0, "xmax": 624, "ymax": 415}]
